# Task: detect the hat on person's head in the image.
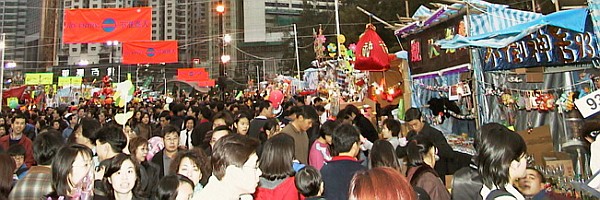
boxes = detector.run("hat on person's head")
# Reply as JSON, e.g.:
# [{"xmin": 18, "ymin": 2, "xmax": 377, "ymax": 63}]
[{"xmin": 65, "ymin": 113, "xmax": 75, "ymax": 120}]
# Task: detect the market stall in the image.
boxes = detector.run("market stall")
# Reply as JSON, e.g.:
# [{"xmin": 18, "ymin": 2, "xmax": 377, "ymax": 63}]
[
  {"xmin": 437, "ymin": 4, "xmax": 600, "ymax": 197},
  {"xmin": 397, "ymin": 2, "xmax": 478, "ymax": 138}
]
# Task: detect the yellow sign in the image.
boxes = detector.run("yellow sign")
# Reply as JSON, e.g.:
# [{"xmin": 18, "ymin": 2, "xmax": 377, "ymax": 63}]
[
  {"xmin": 39, "ymin": 73, "xmax": 53, "ymax": 85},
  {"xmin": 58, "ymin": 77, "xmax": 83, "ymax": 86},
  {"xmin": 71, "ymin": 77, "xmax": 82, "ymax": 86},
  {"xmin": 58, "ymin": 77, "xmax": 70, "ymax": 86},
  {"xmin": 25, "ymin": 73, "xmax": 54, "ymax": 85},
  {"xmin": 25, "ymin": 74, "xmax": 40, "ymax": 85}
]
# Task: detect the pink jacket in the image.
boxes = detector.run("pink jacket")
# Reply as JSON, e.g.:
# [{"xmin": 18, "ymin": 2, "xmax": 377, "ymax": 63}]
[{"xmin": 308, "ymin": 140, "xmax": 331, "ymax": 170}]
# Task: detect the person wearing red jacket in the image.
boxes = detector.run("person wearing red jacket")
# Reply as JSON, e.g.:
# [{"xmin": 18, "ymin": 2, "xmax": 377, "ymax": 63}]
[
  {"xmin": 0, "ymin": 114, "xmax": 35, "ymax": 168},
  {"xmin": 254, "ymin": 134, "xmax": 304, "ymax": 200}
]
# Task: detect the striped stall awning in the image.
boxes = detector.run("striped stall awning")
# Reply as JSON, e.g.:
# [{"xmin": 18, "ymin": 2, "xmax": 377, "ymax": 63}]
[{"xmin": 467, "ymin": 0, "xmax": 542, "ymax": 37}]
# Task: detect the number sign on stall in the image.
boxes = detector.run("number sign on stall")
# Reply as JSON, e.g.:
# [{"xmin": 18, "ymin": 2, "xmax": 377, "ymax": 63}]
[{"xmin": 575, "ymin": 89, "xmax": 600, "ymax": 118}]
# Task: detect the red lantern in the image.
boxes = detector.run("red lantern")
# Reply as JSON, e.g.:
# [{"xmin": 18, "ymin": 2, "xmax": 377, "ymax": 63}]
[{"xmin": 354, "ymin": 24, "xmax": 391, "ymax": 71}]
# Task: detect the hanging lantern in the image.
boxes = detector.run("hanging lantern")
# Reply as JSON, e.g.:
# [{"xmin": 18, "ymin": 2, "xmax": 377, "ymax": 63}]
[{"xmin": 354, "ymin": 24, "xmax": 391, "ymax": 71}]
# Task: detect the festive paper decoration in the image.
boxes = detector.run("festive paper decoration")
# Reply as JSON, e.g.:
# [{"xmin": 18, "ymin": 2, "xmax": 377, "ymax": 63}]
[
  {"xmin": 104, "ymin": 97, "xmax": 113, "ymax": 105},
  {"xmin": 113, "ymin": 80, "xmax": 135, "ymax": 108},
  {"xmin": 347, "ymin": 43, "xmax": 357, "ymax": 58},
  {"xmin": 327, "ymin": 43, "xmax": 337, "ymax": 58},
  {"xmin": 115, "ymin": 111, "xmax": 134, "ymax": 126},
  {"xmin": 97, "ymin": 75, "xmax": 115, "ymax": 106},
  {"xmin": 314, "ymin": 27, "xmax": 326, "ymax": 59}
]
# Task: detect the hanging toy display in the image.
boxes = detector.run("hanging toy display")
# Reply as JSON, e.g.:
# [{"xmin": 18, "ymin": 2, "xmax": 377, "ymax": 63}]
[
  {"xmin": 525, "ymin": 91, "xmax": 533, "ymax": 111},
  {"xmin": 556, "ymin": 92, "xmax": 576, "ymax": 113},
  {"xmin": 501, "ymin": 90, "xmax": 514, "ymax": 106},
  {"xmin": 535, "ymin": 91, "xmax": 547, "ymax": 111},
  {"xmin": 538, "ymin": 93, "xmax": 555, "ymax": 111},
  {"xmin": 314, "ymin": 26, "xmax": 326, "ymax": 59},
  {"xmin": 515, "ymin": 92, "xmax": 526, "ymax": 110},
  {"xmin": 327, "ymin": 43, "xmax": 337, "ymax": 58},
  {"xmin": 531, "ymin": 90, "xmax": 541, "ymax": 110}
]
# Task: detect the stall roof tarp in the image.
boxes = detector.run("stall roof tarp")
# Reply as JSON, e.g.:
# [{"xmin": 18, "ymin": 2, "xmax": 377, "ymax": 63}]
[
  {"xmin": 395, "ymin": 5, "xmax": 461, "ymax": 37},
  {"xmin": 468, "ymin": 0, "xmax": 542, "ymax": 37},
  {"xmin": 395, "ymin": 0, "xmax": 541, "ymax": 38},
  {"xmin": 437, "ymin": 8, "xmax": 589, "ymax": 49}
]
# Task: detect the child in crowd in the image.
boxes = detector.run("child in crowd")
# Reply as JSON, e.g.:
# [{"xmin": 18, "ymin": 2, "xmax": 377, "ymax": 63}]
[
  {"xmin": 295, "ymin": 166, "xmax": 325, "ymax": 200},
  {"xmin": 8, "ymin": 144, "xmax": 28, "ymax": 180}
]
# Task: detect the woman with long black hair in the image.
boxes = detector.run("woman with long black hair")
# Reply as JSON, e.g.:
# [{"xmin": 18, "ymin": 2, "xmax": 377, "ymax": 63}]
[
  {"xmin": 406, "ymin": 134, "xmax": 450, "ymax": 200},
  {"xmin": 477, "ymin": 123, "xmax": 528, "ymax": 200}
]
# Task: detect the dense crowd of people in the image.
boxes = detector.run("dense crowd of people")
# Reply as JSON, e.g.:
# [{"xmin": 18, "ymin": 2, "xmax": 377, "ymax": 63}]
[{"xmin": 0, "ymin": 94, "xmax": 592, "ymax": 200}]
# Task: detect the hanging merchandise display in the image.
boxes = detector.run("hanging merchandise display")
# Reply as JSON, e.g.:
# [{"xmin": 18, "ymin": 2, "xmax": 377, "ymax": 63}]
[
  {"xmin": 314, "ymin": 26, "xmax": 326, "ymax": 60},
  {"xmin": 481, "ymin": 79, "xmax": 591, "ymax": 114},
  {"xmin": 416, "ymin": 83, "xmax": 450, "ymax": 92},
  {"xmin": 355, "ymin": 24, "xmax": 391, "ymax": 71}
]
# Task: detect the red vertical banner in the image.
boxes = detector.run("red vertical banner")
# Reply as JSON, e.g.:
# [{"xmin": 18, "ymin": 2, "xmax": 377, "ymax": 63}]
[
  {"xmin": 122, "ymin": 41, "xmax": 179, "ymax": 64},
  {"xmin": 63, "ymin": 7, "xmax": 152, "ymax": 43}
]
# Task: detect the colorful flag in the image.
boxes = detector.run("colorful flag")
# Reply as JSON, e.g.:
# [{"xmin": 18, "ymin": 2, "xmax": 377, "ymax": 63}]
[
  {"xmin": 122, "ymin": 41, "xmax": 179, "ymax": 64},
  {"xmin": 3, "ymin": 86, "xmax": 27, "ymax": 99},
  {"xmin": 63, "ymin": 7, "xmax": 152, "ymax": 43}
]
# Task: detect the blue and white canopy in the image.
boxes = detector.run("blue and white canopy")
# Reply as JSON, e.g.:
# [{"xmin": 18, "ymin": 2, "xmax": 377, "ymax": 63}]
[{"xmin": 437, "ymin": 8, "xmax": 589, "ymax": 49}]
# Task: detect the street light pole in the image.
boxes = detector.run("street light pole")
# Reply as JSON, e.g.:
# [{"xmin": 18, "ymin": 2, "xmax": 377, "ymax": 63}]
[
  {"xmin": 0, "ymin": 33, "xmax": 5, "ymax": 114},
  {"xmin": 216, "ymin": 2, "xmax": 225, "ymax": 101},
  {"xmin": 293, "ymin": 24, "xmax": 300, "ymax": 79},
  {"xmin": 334, "ymin": 0, "xmax": 341, "ymax": 58}
]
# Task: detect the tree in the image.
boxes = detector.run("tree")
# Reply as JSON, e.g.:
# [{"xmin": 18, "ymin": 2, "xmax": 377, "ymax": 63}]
[
  {"xmin": 288, "ymin": 2, "xmax": 335, "ymax": 72},
  {"xmin": 291, "ymin": 0, "xmax": 552, "ymax": 73},
  {"xmin": 292, "ymin": 0, "xmax": 411, "ymax": 70},
  {"xmin": 338, "ymin": 0, "xmax": 407, "ymax": 54}
]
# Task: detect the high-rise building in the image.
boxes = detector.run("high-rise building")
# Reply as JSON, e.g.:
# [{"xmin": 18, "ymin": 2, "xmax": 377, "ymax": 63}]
[
  {"xmin": 149, "ymin": 0, "xmax": 201, "ymax": 65},
  {"xmin": 24, "ymin": 0, "xmax": 41, "ymax": 71},
  {"xmin": 20, "ymin": 0, "xmax": 61, "ymax": 72},
  {"xmin": 201, "ymin": 0, "xmax": 238, "ymax": 80},
  {"xmin": 239, "ymin": 0, "xmax": 334, "ymax": 82},
  {"xmin": 1, "ymin": 0, "xmax": 29, "ymax": 65},
  {"xmin": 189, "ymin": 1, "xmax": 208, "ymax": 68}
]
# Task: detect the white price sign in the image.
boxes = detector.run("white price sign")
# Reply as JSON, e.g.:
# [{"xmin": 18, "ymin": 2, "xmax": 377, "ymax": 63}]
[{"xmin": 575, "ymin": 89, "xmax": 600, "ymax": 118}]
